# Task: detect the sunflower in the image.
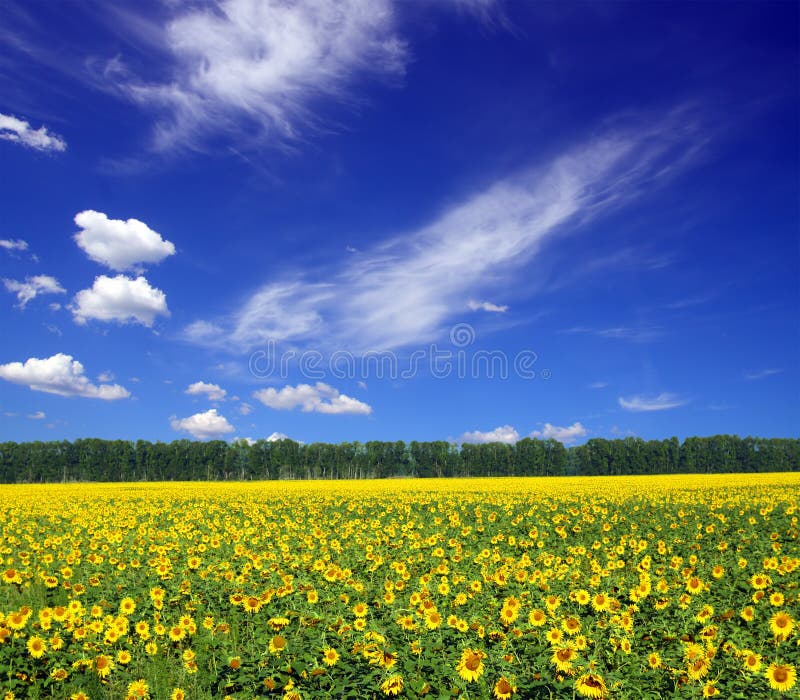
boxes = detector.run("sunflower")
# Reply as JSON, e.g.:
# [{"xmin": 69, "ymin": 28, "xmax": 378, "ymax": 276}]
[
  {"xmin": 26, "ymin": 636, "xmax": 46, "ymax": 659},
  {"xmin": 380, "ymin": 674, "xmax": 404, "ymax": 696},
  {"xmin": 740, "ymin": 606, "xmax": 755, "ymax": 622},
  {"xmin": 322, "ymin": 647, "xmax": 339, "ymax": 666},
  {"xmin": 551, "ymin": 644, "xmax": 578, "ymax": 673},
  {"xmin": 765, "ymin": 663, "xmax": 797, "ymax": 693},
  {"xmin": 575, "ymin": 673, "xmax": 608, "ymax": 698},
  {"xmin": 171, "ymin": 690, "xmax": 186, "ymax": 700},
  {"xmin": 687, "ymin": 657, "xmax": 710, "ymax": 681},
  {"xmin": 94, "ymin": 654, "xmax": 114, "ymax": 679},
  {"xmin": 456, "ymin": 648, "xmax": 486, "ymax": 682},
  {"xmin": 243, "ymin": 596, "xmax": 262, "ymax": 614},
  {"xmin": 770, "ymin": 611, "xmax": 795, "ymax": 639},
  {"xmin": 702, "ymin": 680, "xmax": 719, "ymax": 696},
  {"xmin": 119, "ymin": 597, "xmax": 136, "ymax": 615},
  {"xmin": 685, "ymin": 576, "xmax": 704, "ymax": 594},
  {"xmin": 269, "ymin": 635, "xmax": 287, "ymax": 654},
  {"xmin": 493, "ymin": 676, "xmax": 516, "ymax": 699},
  {"xmin": 742, "ymin": 651, "xmax": 762, "ymax": 672},
  {"xmin": 168, "ymin": 625, "xmax": 186, "ymax": 642},
  {"xmin": 126, "ymin": 679, "xmax": 150, "ymax": 699},
  {"xmin": 648, "ymin": 652, "xmax": 662, "ymax": 669},
  {"xmin": 528, "ymin": 609, "xmax": 547, "ymax": 627}
]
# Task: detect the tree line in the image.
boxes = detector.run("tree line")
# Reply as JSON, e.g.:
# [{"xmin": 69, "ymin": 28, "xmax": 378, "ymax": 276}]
[{"xmin": 0, "ymin": 435, "xmax": 797, "ymax": 483}]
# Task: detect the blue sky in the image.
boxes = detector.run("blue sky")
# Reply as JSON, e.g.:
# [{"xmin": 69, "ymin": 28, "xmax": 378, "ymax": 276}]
[{"xmin": 0, "ymin": 0, "xmax": 797, "ymax": 446}]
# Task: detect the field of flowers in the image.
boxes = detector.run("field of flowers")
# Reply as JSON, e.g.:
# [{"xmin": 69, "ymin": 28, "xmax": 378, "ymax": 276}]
[{"xmin": 0, "ymin": 473, "xmax": 798, "ymax": 699}]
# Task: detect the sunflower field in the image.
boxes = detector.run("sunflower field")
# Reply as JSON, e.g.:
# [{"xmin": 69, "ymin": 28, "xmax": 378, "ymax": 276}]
[{"xmin": 0, "ymin": 473, "xmax": 798, "ymax": 699}]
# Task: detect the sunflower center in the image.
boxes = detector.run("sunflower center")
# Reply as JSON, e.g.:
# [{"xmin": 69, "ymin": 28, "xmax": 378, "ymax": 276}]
[
  {"xmin": 773, "ymin": 668, "xmax": 788, "ymax": 683},
  {"xmin": 465, "ymin": 655, "xmax": 481, "ymax": 671}
]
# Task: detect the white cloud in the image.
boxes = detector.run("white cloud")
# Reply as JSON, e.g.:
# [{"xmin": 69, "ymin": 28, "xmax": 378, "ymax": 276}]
[
  {"xmin": 531, "ymin": 421, "xmax": 587, "ymax": 444},
  {"xmin": 618, "ymin": 393, "xmax": 688, "ymax": 412},
  {"xmin": 239, "ymin": 402, "xmax": 253, "ymax": 416},
  {"xmin": 184, "ymin": 320, "xmax": 224, "ymax": 342},
  {"xmin": 97, "ymin": 371, "xmax": 114, "ymax": 383},
  {"xmin": 253, "ymin": 382, "xmax": 372, "ymax": 415},
  {"xmin": 744, "ymin": 368, "xmax": 783, "ymax": 381},
  {"xmin": 459, "ymin": 425, "xmax": 519, "ymax": 444},
  {"xmin": 0, "ymin": 353, "xmax": 130, "ymax": 399},
  {"xmin": 588, "ymin": 381, "xmax": 609, "ymax": 389},
  {"xmin": 189, "ymin": 111, "xmax": 705, "ymax": 352},
  {"xmin": 171, "ymin": 408, "xmax": 235, "ymax": 439},
  {"xmin": 267, "ymin": 431, "xmax": 290, "ymax": 442},
  {"xmin": 3, "ymin": 275, "xmax": 65, "ymax": 308},
  {"xmin": 234, "ymin": 436, "xmax": 256, "ymax": 446},
  {"xmin": 27, "ymin": 411, "xmax": 46, "ymax": 420},
  {"xmin": 74, "ymin": 210, "xmax": 175, "ymax": 271},
  {"xmin": 0, "ymin": 239, "xmax": 29, "ymax": 252},
  {"xmin": 186, "ymin": 381, "xmax": 227, "ymax": 402},
  {"xmin": 468, "ymin": 299, "xmax": 508, "ymax": 313},
  {"xmin": 0, "ymin": 113, "xmax": 66, "ymax": 152},
  {"xmin": 114, "ymin": 0, "xmax": 406, "ymax": 151},
  {"xmin": 72, "ymin": 275, "xmax": 169, "ymax": 327}
]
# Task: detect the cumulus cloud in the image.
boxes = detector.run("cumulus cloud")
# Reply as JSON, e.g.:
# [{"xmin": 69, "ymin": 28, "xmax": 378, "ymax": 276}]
[
  {"xmin": 171, "ymin": 408, "xmax": 235, "ymax": 439},
  {"xmin": 266, "ymin": 431, "xmax": 290, "ymax": 442},
  {"xmin": 468, "ymin": 299, "xmax": 508, "ymax": 313},
  {"xmin": 0, "ymin": 353, "xmax": 130, "ymax": 399},
  {"xmin": 113, "ymin": 0, "xmax": 407, "ymax": 151},
  {"xmin": 186, "ymin": 381, "xmax": 227, "ymax": 402},
  {"xmin": 73, "ymin": 210, "xmax": 175, "ymax": 271},
  {"xmin": 188, "ymin": 110, "xmax": 706, "ymax": 352},
  {"xmin": 0, "ymin": 238, "xmax": 29, "ymax": 252},
  {"xmin": 253, "ymin": 382, "xmax": 372, "ymax": 415},
  {"xmin": 239, "ymin": 402, "xmax": 253, "ymax": 416},
  {"xmin": 531, "ymin": 421, "xmax": 587, "ymax": 444},
  {"xmin": 0, "ymin": 113, "xmax": 66, "ymax": 151},
  {"xmin": 72, "ymin": 275, "xmax": 169, "ymax": 327},
  {"xmin": 459, "ymin": 425, "xmax": 519, "ymax": 444},
  {"xmin": 3, "ymin": 275, "xmax": 65, "ymax": 308},
  {"xmin": 618, "ymin": 393, "xmax": 688, "ymax": 412}
]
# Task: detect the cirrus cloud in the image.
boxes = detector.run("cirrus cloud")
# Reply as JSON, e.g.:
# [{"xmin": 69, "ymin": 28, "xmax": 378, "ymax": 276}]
[
  {"xmin": 618, "ymin": 393, "xmax": 688, "ymax": 412},
  {"xmin": 114, "ymin": 0, "xmax": 407, "ymax": 152},
  {"xmin": 0, "ymin": 353, "xmax": 130, "ymax": 399},
  {"xmin": 253, "ymin": 382, "xmax": 372, "ymax": 415}
]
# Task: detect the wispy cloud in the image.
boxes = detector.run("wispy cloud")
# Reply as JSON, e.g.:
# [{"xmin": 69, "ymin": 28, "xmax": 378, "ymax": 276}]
[
  {"xmin": 106, "ymin": 0, "xmax": 407, "ymax": 152},
  {"xmin": 188, "ymin": 111, "xmax": 707, "ymax": 352},
  {"xmin": 3, "ymin": 275, "xmax": 65, "ymax": 308},
  {"xmin": 468, "ymin": 299, "xmax": 508, "ymax": 313},
  {"xmin": 588, "ymin": 381, "xmax": 609, "ymax": 389},
  {"xmin": 560, "ymin": 325, "xmax": 663, "ymax": 343},
  {"xmin": 618, "ymin": 392, "xmax": 688, "ymax": 412},
  {"xmin": 743, "ymin": 368, "xmax": 783, "ymax": 381},
  {"xmin": 0, "ymin": 112, "xmax": 66, "ymax": 151},
  {"xmin": 531, "ymin": 421, "xmax": 587, "ymax": 444},
  {"xmin": 0, "ymin": 238, "xmax": 29, "ymax": 252}
]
